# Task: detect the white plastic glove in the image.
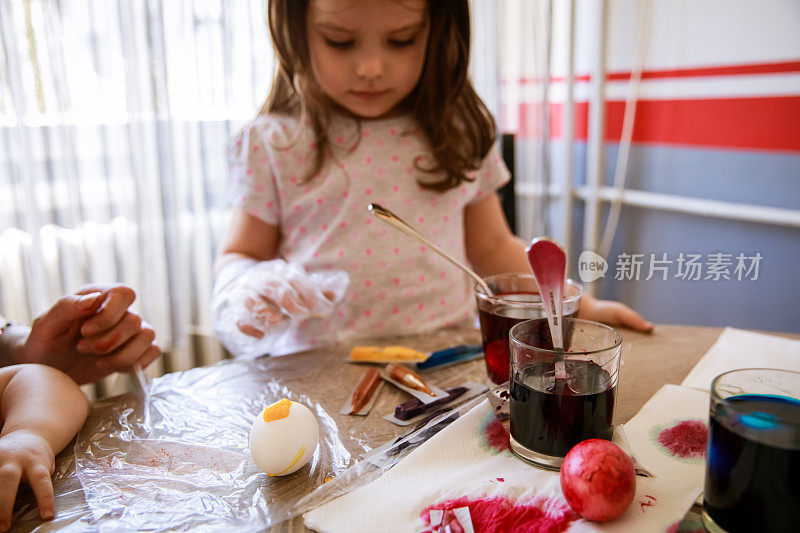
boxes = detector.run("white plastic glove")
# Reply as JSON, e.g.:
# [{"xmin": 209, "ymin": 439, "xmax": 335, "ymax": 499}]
[{"xmin": 211, "ymin": 258, "xmax": 349, "ymax": 357}]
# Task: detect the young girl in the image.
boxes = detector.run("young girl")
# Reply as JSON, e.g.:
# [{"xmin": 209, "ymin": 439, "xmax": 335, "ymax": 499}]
[{"xmin": 212, "ymin": 0, "xmax": 651, "ymax": 357}]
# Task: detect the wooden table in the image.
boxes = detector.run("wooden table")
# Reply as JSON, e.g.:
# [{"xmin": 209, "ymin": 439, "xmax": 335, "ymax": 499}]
[{"xmin": 10, "ymin": 324, "xmax": 782, "ymax": 532}]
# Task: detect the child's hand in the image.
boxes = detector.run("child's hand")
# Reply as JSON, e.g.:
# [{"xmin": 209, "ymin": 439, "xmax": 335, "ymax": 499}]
[
  {"xmin": 577, "ymin": 294, "xmax": 654, "ymax": 332},
  {"xmin": 237, "ymin": 277, "xmax": 339, "ymax": 339},
  {"xmin": 0, "ymin": 430, "xmax": 56, "ymax": 531},
  {"xmin": 214, "ymin": 258, "xmax": 348, "ymax": 340},
  {"xmin": 237, "ymin": 294, "xmax": 285, "ymax": 338},
  {"xmin": 212, "ymin": 258, "xmax": 349, "ymax": 355},
  {"xmin": 238, "ymin": 262, "xmax": 343, "ymax": 338}
]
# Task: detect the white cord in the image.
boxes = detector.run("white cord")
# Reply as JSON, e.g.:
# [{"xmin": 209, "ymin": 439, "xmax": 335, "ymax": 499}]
[{"xmin": 598, "ymin": 0, "xmax": 654, "ymax": 259}]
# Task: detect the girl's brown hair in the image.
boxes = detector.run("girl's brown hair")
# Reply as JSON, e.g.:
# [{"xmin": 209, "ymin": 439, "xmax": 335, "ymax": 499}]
[{"xmin": 263, "ymin": 0, "xmax": 497, "ymax": 191}]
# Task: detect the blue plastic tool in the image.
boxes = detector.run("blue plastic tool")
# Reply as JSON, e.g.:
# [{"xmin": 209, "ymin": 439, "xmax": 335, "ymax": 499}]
[{"xmin": 416, "ymin": 344, "xmax": 483, "ymax": 370}]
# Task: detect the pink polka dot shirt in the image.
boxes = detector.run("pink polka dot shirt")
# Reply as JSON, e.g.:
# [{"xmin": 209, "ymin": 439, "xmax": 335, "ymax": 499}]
[{"xmin": 228, "ymin": 113, "xmax": 509, "ymax": 355}]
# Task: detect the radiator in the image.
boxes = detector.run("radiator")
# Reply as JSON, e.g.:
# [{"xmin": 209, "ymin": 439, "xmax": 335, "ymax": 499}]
[{"xmin": 0, "ymin": 214, "xmax": 232, "ymax": 400}]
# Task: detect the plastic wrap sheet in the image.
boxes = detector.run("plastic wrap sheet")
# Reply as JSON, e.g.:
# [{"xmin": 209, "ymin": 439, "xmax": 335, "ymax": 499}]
[
  {"xmin": 73, "ymin": 357, "xmax": 355, "ymax": 531},
  {"xmin": 68, "ymin": 325, "xmax": 486, "ymax": 531},
  {"xmin": 295, "ymin": 392, "xmax": 491, "ymax": 516}
]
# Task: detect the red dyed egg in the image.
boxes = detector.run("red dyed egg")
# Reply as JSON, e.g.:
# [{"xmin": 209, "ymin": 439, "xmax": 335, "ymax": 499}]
[{"xmin": 560, "ymin": 439, "xmax": 636, "ymax": 522}]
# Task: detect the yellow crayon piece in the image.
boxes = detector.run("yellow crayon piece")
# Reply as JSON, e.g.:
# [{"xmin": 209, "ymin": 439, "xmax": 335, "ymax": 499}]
[{"xmin": 350, "ymin": 345, "xmax": 427, "ymax": 362}]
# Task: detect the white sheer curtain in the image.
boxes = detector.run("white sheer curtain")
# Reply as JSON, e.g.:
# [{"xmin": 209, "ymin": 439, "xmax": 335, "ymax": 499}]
[
  {"xmin": 491, "ymin": 0, "xmax": 554, "ymax": 239},
  {"xmin": 470, "ymin": 0, "xmax": 555, "ymax": 244},
  {"xmin": 0, "ymin": 0, "xmax": 273, "ymax": 396}
]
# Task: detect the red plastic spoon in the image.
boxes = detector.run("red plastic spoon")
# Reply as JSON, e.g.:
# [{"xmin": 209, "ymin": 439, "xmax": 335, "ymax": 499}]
[{"xmin": 525, "ymin": 237, "xmax": 568, "ymax": 382}]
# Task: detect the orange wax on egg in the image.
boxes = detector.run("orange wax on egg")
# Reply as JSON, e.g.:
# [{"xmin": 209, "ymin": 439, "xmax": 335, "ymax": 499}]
[{"xmin": 262, "ymin": 397, "xmax": 293, "ymax": 423}]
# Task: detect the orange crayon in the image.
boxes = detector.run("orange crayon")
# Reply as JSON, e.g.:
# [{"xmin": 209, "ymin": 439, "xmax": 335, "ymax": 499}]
[
  {"xmin": 387, "ymin": 364, "xmax": 435, "ymax": 396},
  {"xmin": 349, "ymin": 368, "xmax": 382, "ymax": 414}
]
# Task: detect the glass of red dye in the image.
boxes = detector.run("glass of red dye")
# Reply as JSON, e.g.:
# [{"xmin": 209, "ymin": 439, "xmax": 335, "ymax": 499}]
[
  {"xmin": 702, "ymin": 368, "xmax": 800, "ymax": 533},
  {"xmin": 508, "ymin": 318, "xmax": 621, "ymax": 470},
  {"xmin": 474, "ymin": 274, "xmax": 582, "ymax": 385}
]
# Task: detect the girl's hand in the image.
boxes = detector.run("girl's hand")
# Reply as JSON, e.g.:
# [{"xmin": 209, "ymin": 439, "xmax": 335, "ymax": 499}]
[
  {"xmin": 235, "ymin": 262, "xmax": 340, "ymax": 338},
  {"xmin": 0, "ymin": 430, "xmax": 56, "ymax": 531},
  {"xmin": 212, "ymin": 258, "xmax": 349, "ymax": 355},
  {"xmin": 214, "ymin": 258, "xmax": 348, "ymax": 340},
  {"xmin": 577, "ymin": 294, "xmax": 654, "ymax": 332}
]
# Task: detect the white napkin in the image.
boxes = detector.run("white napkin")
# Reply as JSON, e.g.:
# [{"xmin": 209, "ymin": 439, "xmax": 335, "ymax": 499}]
[
  {"xmin": 619, "ymin": 384, "xmax": 710, "ymax": 524},
  {"xmin": 305, "ymin": 328, "xmax": 800, "ymax": 532},
  {"xmin": 304, "ymin": 395, "xmax": 707, "ymax": 533},
  {"xmin": 681, "ymin": 327, "xmax": 800, "ymax": 391}
]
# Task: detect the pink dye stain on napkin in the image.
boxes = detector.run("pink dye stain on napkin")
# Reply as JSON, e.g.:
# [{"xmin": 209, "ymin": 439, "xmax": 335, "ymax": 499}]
[
  {"xmin": 658, "ymin": 420, "xmax": 708, "ymax": 459},
  {"xmin": 479, "ymin": 414, "xmax": 511, "ymax": 454},
  {"xmin": 420, "ymin": 496, "xmax": 579, "ymax": 533},
  {"xmin": 657, "ymin": 420, "xmax": 708, "ymax": 459}
]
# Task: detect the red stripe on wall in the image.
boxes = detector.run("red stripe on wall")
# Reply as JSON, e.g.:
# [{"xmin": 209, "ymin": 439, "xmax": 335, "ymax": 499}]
[
  {"xmin": 506, "ymin": 60, "xmax": 800, "ymax": 85},
  {"xmin": 606, "ymin": 60, "xmax": 800, "ymax": 81},
  {"xmin": 513, "ymin": 97, "xmax": 800, "ymax": 152}
]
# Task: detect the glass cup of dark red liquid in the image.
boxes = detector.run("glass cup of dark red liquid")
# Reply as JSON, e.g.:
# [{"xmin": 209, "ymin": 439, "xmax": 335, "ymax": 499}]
[
  {"xmin": 702, "ymin": 368, "xmax": 800, "ymax": 533},
  {"xmin": 508, "ymin": 318, "xmax": 621, "ymax": 470},
  {"xmin": 474, "ymin": 274, "xmax": 583, "ymax": 385}
]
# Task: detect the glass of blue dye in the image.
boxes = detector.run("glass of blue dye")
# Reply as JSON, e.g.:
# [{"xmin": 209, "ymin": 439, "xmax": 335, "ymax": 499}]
[{"xmin": 702, "ymin": 368, "xmax": 800, "ymax": 533}]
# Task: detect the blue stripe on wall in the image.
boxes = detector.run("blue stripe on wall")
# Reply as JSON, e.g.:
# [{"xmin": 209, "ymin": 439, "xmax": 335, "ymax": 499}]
[
  {"xmin": 599, "ymin": 205, "xmax": 798, "ymax": 333},
  {"xmin": 613, "ymin": 144, "xmax": 800, "ymax": 210},
  {"xmin": 538, "ymin": 141, "xmax": 799, "ymax": 333}
]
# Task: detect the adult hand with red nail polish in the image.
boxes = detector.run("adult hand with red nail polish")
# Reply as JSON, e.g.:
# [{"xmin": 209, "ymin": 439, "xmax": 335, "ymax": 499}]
[{"xmin": 1, "ymin": 285, "xmax": 161, "ymax": 385}]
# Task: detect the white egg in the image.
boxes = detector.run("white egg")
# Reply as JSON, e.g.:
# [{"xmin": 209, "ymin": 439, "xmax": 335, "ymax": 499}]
[{"xmin": 249, "ymin": 398, "xmax": 319, "ymax": 476}]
